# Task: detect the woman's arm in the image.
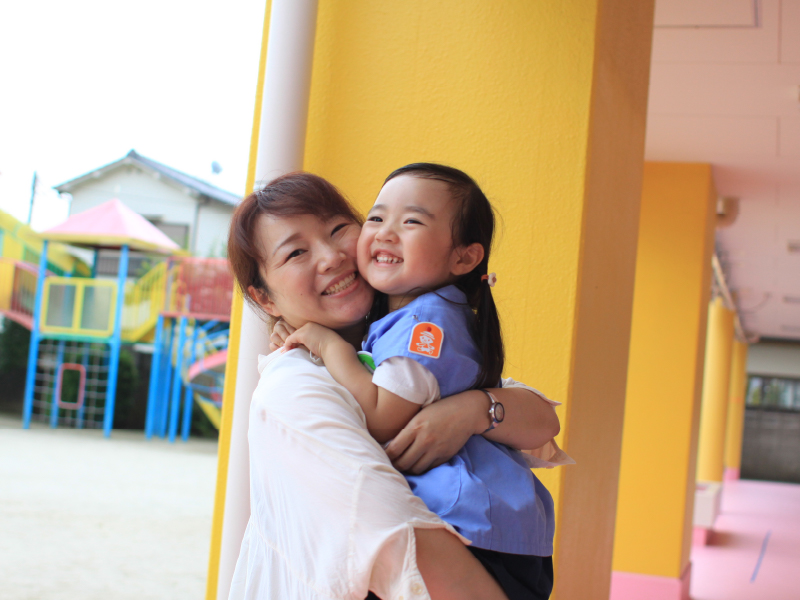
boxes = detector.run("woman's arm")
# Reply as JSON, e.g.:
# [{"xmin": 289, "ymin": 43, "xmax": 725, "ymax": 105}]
[
  {"xmin": 385, "ymin": 386, "xmax": 560, "ymax": 474},
  {"xmin": 481, "ymin": 386, "xmax": 561, "ymax": 448}
]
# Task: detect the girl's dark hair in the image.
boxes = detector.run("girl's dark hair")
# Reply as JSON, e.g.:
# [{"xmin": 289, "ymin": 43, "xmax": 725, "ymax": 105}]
[
  {"xmin": 227, "ymin": 172, "xmax": 362, "ymax": 313},
  {"xmin": 383, "ymin": 163, "xmax": 504, "ymax": 388}
]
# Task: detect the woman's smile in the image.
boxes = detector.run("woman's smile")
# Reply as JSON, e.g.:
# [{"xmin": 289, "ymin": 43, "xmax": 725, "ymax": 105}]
[{"xmin": 322, "ymin": 271, "xmax": 359, "ymax": 296}]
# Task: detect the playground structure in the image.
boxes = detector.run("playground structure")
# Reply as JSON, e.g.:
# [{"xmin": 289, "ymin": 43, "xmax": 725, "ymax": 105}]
[
  {"xmin": 0, "ymin": 209, "xmax": 90, "ymax": 329},
  {"xmin": 145, "ymin": 257, "xmax": 233, "ymax": 442},
  {"xmin": 3, "ymin": 199, "xmax": 235, "ymax": 440}
]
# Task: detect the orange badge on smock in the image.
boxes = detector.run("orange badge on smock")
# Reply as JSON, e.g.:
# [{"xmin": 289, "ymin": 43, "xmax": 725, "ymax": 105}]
[{"xmin": 408, "ymin": 322, "xmax": 444, "ymax": 359}]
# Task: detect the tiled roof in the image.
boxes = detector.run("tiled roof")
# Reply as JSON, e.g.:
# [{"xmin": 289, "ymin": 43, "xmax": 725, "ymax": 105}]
[{"xmin": 54, "ymin": 150, "xmax": 241, "ymax": 206}]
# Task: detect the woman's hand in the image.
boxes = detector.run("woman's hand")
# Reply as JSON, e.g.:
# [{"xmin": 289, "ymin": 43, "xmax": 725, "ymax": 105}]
[
  {"xmin": 385, "ymin": 391, "xmax": 487, "ymax": 474},
  {"xmin": 269, "ymin": 319, "xmax": 296, "ymax": 352},
  {"xmin": 386, "ymin": 386, "xmax": 560, "ymax": 474}
]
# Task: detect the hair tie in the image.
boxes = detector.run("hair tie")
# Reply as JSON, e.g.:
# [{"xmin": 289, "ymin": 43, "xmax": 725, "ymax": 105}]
[{"xmin": 481, "ymin": 273, "xmax": 497, "ymax": 287}]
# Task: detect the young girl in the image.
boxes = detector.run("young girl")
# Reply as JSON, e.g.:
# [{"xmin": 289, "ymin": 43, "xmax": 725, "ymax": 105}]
[{"xmin": 282, "ymin": 163, "xmax": 567, "ymax": 600}]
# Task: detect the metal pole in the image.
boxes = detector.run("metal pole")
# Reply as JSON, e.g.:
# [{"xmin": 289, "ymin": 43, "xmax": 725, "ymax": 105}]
[
  {"xmin": 50, "ymin": 340, "xmax": 66, "ymax": 428},
  {"xmin": 157, "ymin": 319, "xmax": 174, "ymax": 437},
  {"xmin": 102, "ymin": 244, "xmax": 129, "ymax": 437},
  {"xmin": 27, "ymin": 171, "xmax": 37, "ymax": 225},
  {"xmin": 181, "ymin": 319, "xmax": 200, "ymax": 442},
  {"xmin": 22, "ymin": 240, "xmax": 48, "ymax": 428},
  {"xmin": 90, "ymin": 248, "xmax": 99, "ymax": 278},
  {"xmin": 168, "ymin": 315, "xmax": 188, "ymax": 443},
  {"xmin": 144, "ymin": 314, "xmax": 165, "ymax": 439},
  {"xmin": 181, "ymin": 318, "xmax": 200, "ymax": 441},
  {"xmin": 77, "ymin": 344, "xmax": 89, "ymax": 429}
]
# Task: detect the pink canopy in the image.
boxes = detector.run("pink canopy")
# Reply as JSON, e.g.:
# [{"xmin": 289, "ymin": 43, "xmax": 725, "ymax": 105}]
[{"xmin": 43, "ymin": 198, "xmax": 181, "ymax": 254}]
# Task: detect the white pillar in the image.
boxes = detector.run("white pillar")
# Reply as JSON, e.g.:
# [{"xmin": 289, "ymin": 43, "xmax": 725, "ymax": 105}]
[
  {"xmin": 254, "ymin": 0, "xmax": 319, "ymax": 184},
  {"xmin": 217, "ymin": 1, "xmax": 319, "ymax": 597}
]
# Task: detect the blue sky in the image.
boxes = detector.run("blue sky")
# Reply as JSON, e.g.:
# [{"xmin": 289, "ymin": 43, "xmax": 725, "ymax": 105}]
[{"xmin": 0, "ymin": 0, "xmax": 264, "ymax": 230}]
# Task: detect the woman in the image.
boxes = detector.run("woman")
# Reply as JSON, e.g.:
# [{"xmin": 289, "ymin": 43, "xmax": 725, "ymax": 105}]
[{"xmin": 226, "ymin": 173, "xmax": 562, "ymax": 600}]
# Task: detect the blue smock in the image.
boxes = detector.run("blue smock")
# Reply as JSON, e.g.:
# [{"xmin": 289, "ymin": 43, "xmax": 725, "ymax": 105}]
[{"xmin": 363, "ymin": 285, "xmax": 555, "ymax": 556}]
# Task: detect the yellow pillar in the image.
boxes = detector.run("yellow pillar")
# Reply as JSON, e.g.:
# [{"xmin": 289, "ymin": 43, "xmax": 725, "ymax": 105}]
[
  {"xmin": 610, "ymin": 163, "xmax": 716, "ymax": 599},
  {"xmin": 724, "ymin": 341, "xmax": 749, "ymax": 480},
  {"xmin": 303, "ymin": 2, "xmax": 654, "ymax": 599},
  {"xmin": 696, "ymin": 298, "xmax": 735, "ymax": 483}
]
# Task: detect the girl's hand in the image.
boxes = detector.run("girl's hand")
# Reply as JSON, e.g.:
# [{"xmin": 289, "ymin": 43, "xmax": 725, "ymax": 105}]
[
  {"xmin": 384, "ymin": 391, "xmax": 485, "ymax": 474},
  {"xmin": 269, "ymin": 319, "xmax": 296, "ymax": 352},
  {"xmin": 282, "ymin": 322, "xmax": 341, "ymax": 359}
]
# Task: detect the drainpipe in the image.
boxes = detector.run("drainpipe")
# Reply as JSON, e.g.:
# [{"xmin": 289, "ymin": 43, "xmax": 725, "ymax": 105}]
[{"xmin": 217, "ymin": 1, "xmax": 319, "ymax": 597}]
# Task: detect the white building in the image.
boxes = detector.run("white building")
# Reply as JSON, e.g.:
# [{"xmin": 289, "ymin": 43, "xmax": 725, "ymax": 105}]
[{"xmin": 55, "ymin": 150, "xmax": 239, "ymax": 259}]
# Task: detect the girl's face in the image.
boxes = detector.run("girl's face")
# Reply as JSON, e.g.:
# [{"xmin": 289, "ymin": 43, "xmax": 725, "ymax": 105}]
[
  {"xmin": 252, "ymin": 213, "xmax": 374, "ymax": 332},
  {"xmin": 357, "ymin": 175, "xmax": 462, "ymax": 307}
]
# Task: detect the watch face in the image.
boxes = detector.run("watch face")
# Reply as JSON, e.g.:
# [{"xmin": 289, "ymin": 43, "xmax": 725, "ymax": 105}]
[{"xmin": 493, "ymin": 402, "xmax": 505, "ymax": 423}]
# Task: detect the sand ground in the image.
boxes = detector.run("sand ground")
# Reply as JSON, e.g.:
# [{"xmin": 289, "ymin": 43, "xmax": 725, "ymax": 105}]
[{"xmin": 0, "ymin": 414, "xmax": 218, "ymax": 599}]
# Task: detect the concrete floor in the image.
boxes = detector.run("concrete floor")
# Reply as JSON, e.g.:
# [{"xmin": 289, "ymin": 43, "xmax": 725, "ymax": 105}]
[
  {"xmin": 7, "ymin": 411, "xmax": 797, "ymax": 600},
  {"xmin": 691, "ymin": 479, "xmax": 800, "ymax": 600},
  {"xmin": 0, "ymin": 414, "xmax": 218, "ymax": 600}
]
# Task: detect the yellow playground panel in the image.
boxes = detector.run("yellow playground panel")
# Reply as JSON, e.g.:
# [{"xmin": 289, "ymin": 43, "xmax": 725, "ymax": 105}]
[
  {"xmin": 0, "ymin": 258, "xmax": 40, "ymax": 329},
  {"xmin": 0, "ymin": 209, "xmax": 88, "ymax": 275},
  {"xmin": 122, "ymin": 261, "xmax": 167, "ymax": 342},
  {"xmin": 32, "ymin": 260, "xmax": 210, "ymax": 344},
  {"xmin": 38, "ymin": 262, "xmax": 174, "ymax": 343},
  {"xmin": 40, "ymin": 278, "xmax": 118, "ymax": 338},
  {"xmin": 0, "ymin": 259, "xmax": 23, "ymax": 310}
]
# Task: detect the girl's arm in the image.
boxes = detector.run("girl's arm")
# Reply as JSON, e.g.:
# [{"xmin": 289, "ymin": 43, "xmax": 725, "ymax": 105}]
[
  {"xmin": 386, "ymin": 386, "xmax": 560, "ymax": 474},
  {"xmin": 283, "ymin": 323, "xmax": 420, "ymax": 443}
]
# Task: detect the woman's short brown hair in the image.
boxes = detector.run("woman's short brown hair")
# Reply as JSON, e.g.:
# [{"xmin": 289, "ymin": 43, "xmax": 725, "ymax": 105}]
[{"xmin": 227, "ymin": 172, "xmax": 362, "ymax": 312}]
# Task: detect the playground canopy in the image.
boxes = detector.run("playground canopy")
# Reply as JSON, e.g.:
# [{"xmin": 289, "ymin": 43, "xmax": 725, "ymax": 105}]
[{"xmin": 43, "ymin": 198, "xmax": 182, "ymax": 254}]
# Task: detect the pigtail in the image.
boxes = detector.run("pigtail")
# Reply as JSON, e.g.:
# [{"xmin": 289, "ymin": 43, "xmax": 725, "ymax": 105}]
[
  {"xmin": 459, "ymin": 259, "xmax": 504, "ymax": 389},
  {"xmin": 472, "ymin": 271, "xmax": 505, "ymax": 388}
]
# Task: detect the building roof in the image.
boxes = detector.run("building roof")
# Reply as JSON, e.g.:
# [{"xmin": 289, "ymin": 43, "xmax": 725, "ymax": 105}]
[
  {"xmin": 43, "ymin": 198, "xmax": 181, "ymax": 254},
  {"xmin": 0, "ymin": 209, "xmax": 91, "ymax": 274},
  {"xmin": 54, "ymin": 150, "xmax": 241, "ymax": 207}
]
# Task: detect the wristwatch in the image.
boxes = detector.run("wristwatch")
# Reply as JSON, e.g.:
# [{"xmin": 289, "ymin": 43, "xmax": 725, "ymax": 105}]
[{"xmin": 480, "ymin": 389, "xmax": 505, "ymax": 432}]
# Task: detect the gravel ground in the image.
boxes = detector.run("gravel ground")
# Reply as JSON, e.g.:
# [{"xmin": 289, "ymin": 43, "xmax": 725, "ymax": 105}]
[{"xmin": 0, "ymin": 414, "xmax": 218, "ymax": 600}]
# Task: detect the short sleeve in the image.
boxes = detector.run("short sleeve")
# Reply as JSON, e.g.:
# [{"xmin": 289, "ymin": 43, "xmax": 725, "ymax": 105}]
[
  {"xmin": 373, "ymin": 356, "xmax": 441, "ymax": 406},
  {"xmin": 366, "ymin": 292, "xmax": 482, "ymax": 399}
]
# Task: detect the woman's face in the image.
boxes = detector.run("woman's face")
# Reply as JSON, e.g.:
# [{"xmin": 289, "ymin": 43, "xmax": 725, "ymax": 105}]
[{"xmin": 252, "ymin": 212, "xmax": 374, "ymax": 332}]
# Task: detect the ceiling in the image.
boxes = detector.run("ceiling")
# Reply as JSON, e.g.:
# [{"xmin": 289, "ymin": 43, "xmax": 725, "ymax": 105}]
[{"xmin": 645, "ymin": 0, "xmax": 800, "ymax": 342}]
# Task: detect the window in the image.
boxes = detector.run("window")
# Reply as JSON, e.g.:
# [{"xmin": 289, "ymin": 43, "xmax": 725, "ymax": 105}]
[
  {"xmin": 153, "ymin": 221, "xmax": 189, "ymax": 249},
  {"xmin": 746, "ymin": 376, "xmax": 800, "ymax": 411},
  {"xmin": 94, "ymin": 251, "xmax": 162, "ymax": 278}
]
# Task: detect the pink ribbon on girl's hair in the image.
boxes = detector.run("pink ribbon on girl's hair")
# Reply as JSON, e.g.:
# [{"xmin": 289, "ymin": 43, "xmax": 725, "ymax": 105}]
[{"xmin": 481, "ymin": 273, "xmax": 497, "ymax": 287}]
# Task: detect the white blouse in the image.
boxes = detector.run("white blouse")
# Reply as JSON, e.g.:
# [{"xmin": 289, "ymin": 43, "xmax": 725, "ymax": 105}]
[{"xmin": 228, "ymin": 349, "xmax": 467, "ymax": 600}]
